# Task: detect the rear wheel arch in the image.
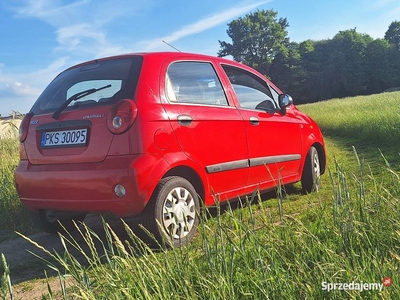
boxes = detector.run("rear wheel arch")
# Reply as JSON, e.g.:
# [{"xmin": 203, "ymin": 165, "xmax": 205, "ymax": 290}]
[
  {"xmin": 140, "ymin": 156, "xmax": 208, "ymax": 211},
  {"xmin": 163, "ymin": 166, "xmax": 205, "ymax": 203}
]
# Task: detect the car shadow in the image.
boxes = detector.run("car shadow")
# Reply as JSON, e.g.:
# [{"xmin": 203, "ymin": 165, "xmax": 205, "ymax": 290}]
[{"xmin": 205, "ymin": 184, "xmax": 303, "ymax": 218}]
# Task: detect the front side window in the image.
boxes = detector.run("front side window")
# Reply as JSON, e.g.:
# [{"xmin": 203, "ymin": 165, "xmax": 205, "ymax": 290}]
[
  {"xmin": 166, "ymin": 61, "xmax": 228, "ymax": 106},
  {"xmin": 222, "ymin": 65, "xmax": 277, "ymax": 112},
  {"xmin": 31, "ymin": 57, "xmax": 143, "ymax": 114},
  {"xmin": 270, "ymin": 85, "xmax": 283, "ymax": 103}
]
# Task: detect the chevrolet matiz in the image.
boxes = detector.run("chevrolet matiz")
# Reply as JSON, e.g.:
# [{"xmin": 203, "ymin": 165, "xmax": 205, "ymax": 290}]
[{"xmin": 14, "ymin": 52, "xmax": 326, "ymax": 246}]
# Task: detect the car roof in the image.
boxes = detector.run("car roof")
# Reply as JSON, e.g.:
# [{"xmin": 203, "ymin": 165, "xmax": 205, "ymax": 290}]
[{"xmin": 65, "ymin": 52, "xmax": 245, "ymax": 71}]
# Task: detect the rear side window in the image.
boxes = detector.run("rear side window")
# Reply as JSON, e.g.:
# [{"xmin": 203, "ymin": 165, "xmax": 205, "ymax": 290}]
[
  {"xmin": 31, "ymin": 57, "xmax": 143, "ymax": 115},
  {"xmin": 166, "ymin": 61, "xmax": 228, "ymax": 106}
]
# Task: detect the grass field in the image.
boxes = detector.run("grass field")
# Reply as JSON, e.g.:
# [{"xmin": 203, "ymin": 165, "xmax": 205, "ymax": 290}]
[
  {"xmin": 0, "ymin": 138, "xmax": 32, "ymax": 236},
  {"xmin": 300, "ymin": 92, "xmax": 400, "ymax": 167},
  {"xmin": 1, "ymin": 92, "xmax": 400, "ymax": 299}
]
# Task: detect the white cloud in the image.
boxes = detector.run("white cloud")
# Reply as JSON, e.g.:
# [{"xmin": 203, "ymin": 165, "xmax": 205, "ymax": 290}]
[
  {"xmin": 16, "ymin": 0, "xmax": 92, "ymax": 27},
  {"xmin": 13, "ymin": 0, "xmax": 271, "ymax": 56},
  {"xmin": 0, "ymin": 80, "xmax": 40, "ymax": 115},
  {"xmin": 384, "ymin": 4, "xmax": 400, "ymax": 19},
  {"xmin": 29, "ymin": 57, "xmax": 69, "ymax": 85},
  {"xmin": 355, "ymin": 0, "xmax": 400, "ymax": 38},
  {"xmin": 12, "ymin": 81, "xmax": 40, "ymax": 97},
  {"xmin": 55, "ymin": 24, "xmax": 128, "ymax": 58},
  {"xmin": 369, "ymin": 0, "xmax": 397, "ymax": 9},
  {"xmin": 0, "ymin": 0, "xmax": 147, "ymax": 114},
  {"xmin": 14, "ymin": 0, "xmax": 139, "ymax": 58},
  {"xmin": 56, "ymin": 24, "xmax": 106, "ymax": 51},
  {"xmin": 0, "ymin": 57, "xmax": 70, "ymax": 114},
  {"xmin": 143, "ymin": 0, "xmax": 272, "ymax": 50}
]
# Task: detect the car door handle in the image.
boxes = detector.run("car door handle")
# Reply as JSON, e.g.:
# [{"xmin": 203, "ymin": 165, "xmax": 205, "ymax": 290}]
[
  {"xmin": 249, "ymin": 117, "xmax": 259, "ymax": 126},
  {"xmin": 177, "ymin": 115, "xmax": 193, "ymax": 126}
]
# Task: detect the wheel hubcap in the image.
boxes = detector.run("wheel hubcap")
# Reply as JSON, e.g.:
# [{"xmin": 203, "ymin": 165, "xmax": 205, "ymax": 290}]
[{"xmin": 162, "ymin": 187, "xmax": 196, "ymax": 239}]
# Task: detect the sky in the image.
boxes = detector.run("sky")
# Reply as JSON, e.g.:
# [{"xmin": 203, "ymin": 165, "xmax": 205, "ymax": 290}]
[{"xmin": 0, "ymin": 0, "xmax": 399, "ymax": 115}]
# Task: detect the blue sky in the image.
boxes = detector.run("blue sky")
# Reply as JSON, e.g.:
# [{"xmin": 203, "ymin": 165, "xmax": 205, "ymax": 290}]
[{"xmin": 0, "ymin": 0, "xmax": 399, "ymax": 115}]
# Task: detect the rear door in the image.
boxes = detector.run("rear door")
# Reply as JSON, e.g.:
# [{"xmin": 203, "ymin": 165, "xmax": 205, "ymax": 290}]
[
  {"xmin": 161, "ymin": 60, "xmax": 249, "ymax": 195},
  {"xmin": 221, "ymin": 65, "xmax": 302, "ymax": 188}
]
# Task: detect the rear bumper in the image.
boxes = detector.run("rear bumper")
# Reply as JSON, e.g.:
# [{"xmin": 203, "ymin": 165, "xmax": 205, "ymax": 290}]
[{"xmin": 14, "ymin": 154, "xmax": 167, "ymax": 216}]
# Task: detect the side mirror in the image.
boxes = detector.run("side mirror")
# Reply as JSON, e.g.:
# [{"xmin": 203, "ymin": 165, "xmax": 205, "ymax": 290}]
[
  {"xmin": 279, "ymin": 94, "xmax": 293, "ymax": 107},
  {"xmin": 278, "ymin": 94, "xmax": 293, "ymax": 115}
]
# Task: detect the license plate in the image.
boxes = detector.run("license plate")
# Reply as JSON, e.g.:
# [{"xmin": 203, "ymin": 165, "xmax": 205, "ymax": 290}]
[{"xmin": 41, "ymin": 129, "xmax": 88, "ymax": 148}]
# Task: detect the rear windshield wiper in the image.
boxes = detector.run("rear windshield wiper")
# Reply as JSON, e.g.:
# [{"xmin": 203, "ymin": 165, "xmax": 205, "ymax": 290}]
[{"xmin": 52, "ymin": 84, "xmax": 111, "ymax": 119}]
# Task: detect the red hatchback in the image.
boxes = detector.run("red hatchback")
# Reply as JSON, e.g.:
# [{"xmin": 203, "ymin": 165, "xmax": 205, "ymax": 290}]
[{"xmin": 15, "ymin": 52, "xmax": 325, "ymax": 246}]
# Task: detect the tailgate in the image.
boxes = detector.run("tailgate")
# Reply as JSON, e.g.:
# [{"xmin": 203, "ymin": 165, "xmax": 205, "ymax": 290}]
[{"xmin": 25, "ymin": 106, "xmax": 114, "ymax": 165}]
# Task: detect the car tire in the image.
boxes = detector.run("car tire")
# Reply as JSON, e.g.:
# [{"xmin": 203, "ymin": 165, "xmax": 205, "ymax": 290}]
[
  {"xmin": 30, "ymin": 209, "xmax": 86, "ymax": 234},
  {"xmin": 142, "ymin": 176, "xmax": 200, "ymax": 247},
  {"xmin": 301, "ymin": 146, "xmax": 321, "ymax": 193}
]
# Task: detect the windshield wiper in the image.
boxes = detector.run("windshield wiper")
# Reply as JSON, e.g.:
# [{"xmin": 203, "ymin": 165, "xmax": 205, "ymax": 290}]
[{"xmin": 52, "ymin": 84, "xmax": 111, "ymax": 119}]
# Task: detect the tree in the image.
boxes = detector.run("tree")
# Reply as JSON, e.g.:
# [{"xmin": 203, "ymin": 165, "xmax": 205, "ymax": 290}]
[
  {"xmin": 301, "ymin": 40, "xmax": 333, "ymax": 102},
  {"xmin": 385, "ymin": 21, "xmax": 400, "ymax": 50},
  {"xmin": 218, "ymin": 9, "xmax": 289, "ymax": 75},
  {"xmin": 364, "ymin": 38, "xmax": 396, "ymax": 94},
  {"xmin": 325, "ymin": 29, "xmax": 373, "ymax": 98},
  {"xmin": 269, "ymin": 42, "xmax": 305, "ymax": 101}
]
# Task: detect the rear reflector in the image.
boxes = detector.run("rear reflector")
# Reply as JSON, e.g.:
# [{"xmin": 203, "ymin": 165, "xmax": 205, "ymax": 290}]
[
  {"xmin": 107, "ymin": 99, "xmax": 138, "ymax": 134},
  {"xmin": 19, "ymin": 112, "xmax": 33, "ymax": 142},
  {"xmin": 114, "ymin": 184, "xmax": 126, "ymax": 197}
]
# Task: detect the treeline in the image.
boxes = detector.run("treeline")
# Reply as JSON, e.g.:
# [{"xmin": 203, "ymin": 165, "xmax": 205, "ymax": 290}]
[{"xmin": 218, "ymin": 10, "xmax": 400, "ymax": 103}]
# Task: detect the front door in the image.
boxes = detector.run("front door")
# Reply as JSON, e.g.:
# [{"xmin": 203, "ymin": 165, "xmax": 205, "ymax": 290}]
[{"xmin": 221, "ymin": 65, "xmax": 302, "ymax": 190}]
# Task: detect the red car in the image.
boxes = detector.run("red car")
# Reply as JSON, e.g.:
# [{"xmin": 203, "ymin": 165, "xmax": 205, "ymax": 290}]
[{"xmin": 14, "ymin": 52, "xmax": 325, "ymax": 246}]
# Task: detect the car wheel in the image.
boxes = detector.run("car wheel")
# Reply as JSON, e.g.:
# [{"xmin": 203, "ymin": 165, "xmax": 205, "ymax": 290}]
[
  {"xmin": 30, "ymin": 209, "xmax": 86, "ymax": 234},
  {"xmin": 301, "ymin": 146, "xmax": 321, "ymax": 193},
  {"xmin": 142, "ymin": 176, "xmax": 200, "ymax": 247}
]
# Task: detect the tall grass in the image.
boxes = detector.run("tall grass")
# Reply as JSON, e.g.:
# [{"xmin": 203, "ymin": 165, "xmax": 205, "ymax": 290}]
[
  {"xmin": 3, "ymin": 153, "xmax": 398, "ymax": 299},
  {"xmin": 0, "ymin": 113, "xmax": 33, "ymax": 234},
  {"xmin": 0, "ymin": 138, "xmax": 32, "ymax": 233}
]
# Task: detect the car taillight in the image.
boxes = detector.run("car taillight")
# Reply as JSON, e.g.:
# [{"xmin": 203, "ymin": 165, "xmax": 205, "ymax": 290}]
[
  {"xmin": 19, "ymin": 112, "xmax": 33, "ymax": 142},
  {"xmin": 107, "ymin": 99, "xmax": 138, "ymax": 134}
]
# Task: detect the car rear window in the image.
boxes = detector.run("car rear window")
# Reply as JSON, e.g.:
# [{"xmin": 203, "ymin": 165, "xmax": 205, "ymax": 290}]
[{"xmin": 31, "ymin": 56, "xmax": 143, "ymax": 115}]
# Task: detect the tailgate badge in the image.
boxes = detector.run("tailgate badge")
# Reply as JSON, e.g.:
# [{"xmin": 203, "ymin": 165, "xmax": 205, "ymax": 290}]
[
  {"xmin": 83, "ymin": 114, "xmax": 104, "ymax": 119},
  {"xmin": 30, "ymin": 120, "xmax": 39, "ymax": 125}
]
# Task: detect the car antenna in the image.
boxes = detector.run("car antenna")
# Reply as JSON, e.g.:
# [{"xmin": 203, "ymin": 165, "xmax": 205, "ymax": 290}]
[{"xmin": 162, "ymin": 40, "xmax": 181, "ymax": 52}]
